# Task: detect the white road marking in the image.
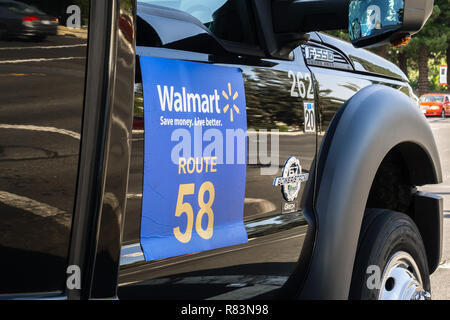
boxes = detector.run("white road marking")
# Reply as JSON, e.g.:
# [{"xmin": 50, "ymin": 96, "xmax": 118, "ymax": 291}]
[
  {"xmin": 247, "ymin": 130, "xmax": 306, "ymax": 136},
  {"xmin": 122, "ymin": 252, "xmax": 144, "ymax": 258},
  {"xmin": 126, "ymin": 193, "xmax": 143, "ymax": 199},
  {"xmin": 120, "ymin": 274, "xmax": 287, "ymax": 290},
  {"xmin": 0, "ymin": 124, "xmax": 80, "ymax": 140},
  {"xmin": 0, "ymin": 190, "xmax": 71, "ymax": 227},
  {"xmin": 175, "ymin": 275, "xmax": 287, "ymax": 286},
  {"xmin": 0, "ymin": 73, "xmax": 46, "ymax": 77},
  {"xmin": 0, "ymin": 44, "xmax": 86, "ymax": 50},
  {"xmin": 0, "ymin": 56, "xmax": 85, "ymax": 64}
]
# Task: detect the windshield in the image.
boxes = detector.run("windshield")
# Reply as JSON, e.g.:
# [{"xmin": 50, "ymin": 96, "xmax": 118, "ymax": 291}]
[
  {"xmin": 138, "ymin": 0, "xmax": 257, "ymax": 45},
  {"xmin": 420, "ymin": 96, "xmax": 445, "ymax": 103},
  {"xmin": 139, "ymin": 0, "xmax": 227, "ymax": 24}
]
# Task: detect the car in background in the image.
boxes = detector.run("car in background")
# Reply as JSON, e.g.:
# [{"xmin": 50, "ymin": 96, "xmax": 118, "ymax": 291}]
[
  {"xmin": 0, "ymin": 0, "xmax": 58, "ymax": 41},
  {"xmin": 420, "ymin": 94, "xmax": 450, "ymax": 117}
]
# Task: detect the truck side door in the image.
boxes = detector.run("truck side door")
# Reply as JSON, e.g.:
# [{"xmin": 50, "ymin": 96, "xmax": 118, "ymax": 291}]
[{"xmin": 118, "ymin": 1, "xmax": 316, "ymax": 300}]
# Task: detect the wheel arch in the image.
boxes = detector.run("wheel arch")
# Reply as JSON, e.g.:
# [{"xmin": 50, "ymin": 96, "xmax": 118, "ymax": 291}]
[
  {"xmin": 394, "ymin": 141, "xmax": 440, "ymax": 186},
  {"xmin": 299, "ymin": 84, "xmax": 442, "ymax": 299},
  {"xmin": 365, "ymin": 142, "xmax": 443, "ymax": 274}
]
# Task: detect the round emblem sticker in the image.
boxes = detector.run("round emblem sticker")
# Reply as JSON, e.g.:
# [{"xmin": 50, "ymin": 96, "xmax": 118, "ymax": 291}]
[{"xmin": 273, "ymin": 157, "xmax": 309, "ymax": 202}]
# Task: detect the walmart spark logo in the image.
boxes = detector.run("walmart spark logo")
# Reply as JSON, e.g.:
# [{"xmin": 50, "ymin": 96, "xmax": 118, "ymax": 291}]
[{"xmin": 222, "ymin": 82, "xmax": 240, "ymax": 122}]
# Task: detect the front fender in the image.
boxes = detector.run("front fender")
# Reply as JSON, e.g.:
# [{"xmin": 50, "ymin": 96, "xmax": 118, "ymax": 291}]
[{"xmin": 300, "ymin": 84, "xmax": 442, "ymax": 299}]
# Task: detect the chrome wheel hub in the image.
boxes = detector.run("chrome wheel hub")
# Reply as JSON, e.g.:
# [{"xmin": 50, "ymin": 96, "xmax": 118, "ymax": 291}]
[{"xmin": 378, "ymin": 251, "xmax": 431, "ymax": 300}]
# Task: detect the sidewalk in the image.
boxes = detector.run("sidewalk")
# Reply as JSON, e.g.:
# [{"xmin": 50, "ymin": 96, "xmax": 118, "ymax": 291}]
[{"xmin": 57, "ymin": 26, "xmax": 88, "ymax": 39}]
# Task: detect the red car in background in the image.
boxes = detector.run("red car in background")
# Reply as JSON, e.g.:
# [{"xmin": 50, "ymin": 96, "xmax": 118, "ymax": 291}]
[{"xmin": 420, "ymin": 94, "xmax": 450, "ymax": 117}]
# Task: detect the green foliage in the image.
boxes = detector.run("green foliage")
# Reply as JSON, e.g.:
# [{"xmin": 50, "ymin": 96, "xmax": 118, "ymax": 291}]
[{"xmin": 326, "ymin": 30, "xmax": 350, "ymax": 42}]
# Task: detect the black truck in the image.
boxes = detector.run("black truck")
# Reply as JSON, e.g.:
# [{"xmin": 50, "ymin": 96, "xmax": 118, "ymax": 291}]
[{"xmin": 0, "ymin": 0, "xmax": 443, "ymax": 301}]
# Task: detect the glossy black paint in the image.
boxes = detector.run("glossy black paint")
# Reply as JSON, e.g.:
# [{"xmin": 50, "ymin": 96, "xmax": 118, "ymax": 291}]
[
  {"xmin": 91, "ymin": 0, "xmax": 136, "ymax": 299},
  {"xmin": 0, "ymin": 1, "xmax": 88, "ymax": 295},
  {"xmin": 119, "ymin": 46, "xmax": 315, "ymax": 299},
  {"xmin": 117, "ymin": 3, "xmax": 318, "ymax": 299},
  {"xmin": 316, "ymin": 33, "xmax": 409, "ymax": 81},
  {"xmin": 308, "ymin": 33, "xmax": 412, "ymax": 133},
  {"xmin": 67, "ymin": 0, "xmax": 135, "ymax": 300}
]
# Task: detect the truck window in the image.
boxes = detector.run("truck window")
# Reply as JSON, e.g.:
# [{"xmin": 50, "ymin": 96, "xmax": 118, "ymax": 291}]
[
  {"xmin": 139, "ymin": 0, "xmax": 258, "ymax": 45},
  {"xmin": 0, "ymin": 0, "xmax": 89, "ymax": 295}
]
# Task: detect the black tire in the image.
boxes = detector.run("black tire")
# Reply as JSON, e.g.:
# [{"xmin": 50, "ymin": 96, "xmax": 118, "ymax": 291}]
[{"xmin": 349, "ymin": 208, "xmax": 430, "ymax": 300}]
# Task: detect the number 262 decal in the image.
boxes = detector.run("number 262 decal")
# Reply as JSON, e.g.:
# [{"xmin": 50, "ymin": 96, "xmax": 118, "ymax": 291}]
[
  {"xmin": 288, "ymin": 70, "xmax": 316, "ymax": 133},
  {"xmin": 288, "ymin": 70, "xmax": 314, "ymax": 99}
]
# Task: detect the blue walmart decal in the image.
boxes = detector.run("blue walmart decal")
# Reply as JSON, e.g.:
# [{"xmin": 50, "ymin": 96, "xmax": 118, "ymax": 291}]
[{"xmin": 139, "ymin": 56, "xmax": 248, "ymax": 261}]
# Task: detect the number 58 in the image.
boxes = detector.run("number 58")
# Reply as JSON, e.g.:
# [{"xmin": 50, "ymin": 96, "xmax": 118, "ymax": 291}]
[{"xmin": 173, "ymin": 182, "xmax": 215, "ymax": 243}]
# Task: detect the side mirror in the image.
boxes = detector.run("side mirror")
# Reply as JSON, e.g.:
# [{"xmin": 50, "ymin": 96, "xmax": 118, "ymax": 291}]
[
  {"xmin": 349, "ymin": 0, "xmax": 434, "ymax": 48},
  {"xmin": 265, "ymin": 0, "xmax": 433, "ymax": 58}
]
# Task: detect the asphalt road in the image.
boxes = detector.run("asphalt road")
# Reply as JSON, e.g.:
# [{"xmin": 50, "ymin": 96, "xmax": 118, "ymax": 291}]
[
  {"xmin": 0, "ymin": 34, "xmax": 88, "ymax": 292},
  {"xmin": 421, "ymin": 117, "xmax": 450, "ymax": 300},
  {"xmin": 0, "ymin": 35, "xmax": 87, "ymax": 214}
]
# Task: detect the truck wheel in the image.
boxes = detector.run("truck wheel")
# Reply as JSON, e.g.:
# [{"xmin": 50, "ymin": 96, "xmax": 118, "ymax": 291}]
[{"xmin": 349, "ymin": 208, "xmax": 431, "ymax": 300}]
